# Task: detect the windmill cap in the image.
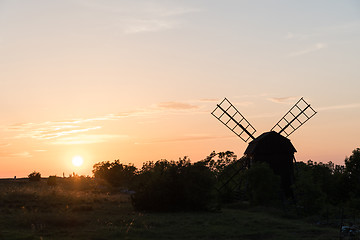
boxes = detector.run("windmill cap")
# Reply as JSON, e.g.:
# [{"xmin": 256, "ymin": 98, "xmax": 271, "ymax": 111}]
[{"xmin": 244, "ymin": 131, "xmax": 297, "ymax": 155}]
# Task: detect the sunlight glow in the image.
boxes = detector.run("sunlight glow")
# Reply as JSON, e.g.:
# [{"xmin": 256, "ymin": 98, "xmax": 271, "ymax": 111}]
[{"xmin": 72, "ymin": 156, "xmax": 84, "ymax": 167}]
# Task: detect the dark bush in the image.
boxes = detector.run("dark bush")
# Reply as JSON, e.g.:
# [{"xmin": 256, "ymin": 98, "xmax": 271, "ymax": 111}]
[
  {"xmin": 92, "ymin": 160, "xmax": 136, "ymax": 189},
  {"xmin": 131, "ymin": 157, "xmax": 216, "ymax": 211},
  {"xmin": 28, "ymin": 171, "xmax": 41, "ymax": 182},
  {"xmin": 243, "ymin": 162, "xmax": 282, "ymax": 206},
  {"xmin": 293, "ymin": 163, "xmax": 326, "ymax": 214},
  {"xmin": 202, "ymin": 152, "xmax": 249, "ymax": 203}
]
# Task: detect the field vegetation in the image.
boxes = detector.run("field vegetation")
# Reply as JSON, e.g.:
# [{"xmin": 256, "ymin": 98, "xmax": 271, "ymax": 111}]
[
  {"xmin": 0, "ymin": 178, "xmax": 338, "ymax": 240},
  {"xmin": 1, "ymin": 148, "xmax": 360, "ymax": 239}
]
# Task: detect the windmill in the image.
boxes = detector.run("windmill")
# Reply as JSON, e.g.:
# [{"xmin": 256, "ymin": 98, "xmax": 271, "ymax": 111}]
[{"xmin": 211, "ymin": 97, "xmax": 317, "ymax": 197}]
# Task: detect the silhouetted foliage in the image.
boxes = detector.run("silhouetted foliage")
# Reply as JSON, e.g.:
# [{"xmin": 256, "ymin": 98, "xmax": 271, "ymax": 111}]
[
  {"xmin": 131, "ymin": 157, "xmax": 216, "ymax": 211},
  {"xmin": 202, "ymin": 151, "xmax": 249, "ymax": 203},
  {"xmin": 88, "ymin": 148, "xmax": 360, "ymax": 215},
  {"xmin": 92, "ymin": 160, "xmax": 136, "ymax": 189},
  {"xmin": 345, "ymin": 148, "xmax": 360, "ymax": 194},
  {"xmin": 293, "ymin": 161, "xmax": 326, "ymax": 214},
  {"xmin": 62, "ymin": 175, "xmax": 94, "ymax": 191},
  {"xmin": 293, "ymin": 158, "xmax": 350, "ymax": 215},
  {"xmin": 202, "ymin": 151, "xmax": 239, "ymax": 174},
  {"xmin": 28, "ymin": 171, "xmax": 41, "ymax": 182},
  {"xmin": 243, "ymin": 162, "xmax": 281, "ymax": 206}
]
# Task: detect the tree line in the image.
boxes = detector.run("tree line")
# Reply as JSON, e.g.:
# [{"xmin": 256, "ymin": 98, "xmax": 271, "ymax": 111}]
[
  {"xmin": 27, "ymin": 148, "xmax": 360, "ymax": 214},
  {"xmin": 90, "ymin": 148, "xmax": 360, "ymax": 214}
]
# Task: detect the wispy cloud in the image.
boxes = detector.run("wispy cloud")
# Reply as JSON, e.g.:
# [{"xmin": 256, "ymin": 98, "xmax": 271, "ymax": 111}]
[
  {"xmin": 135, "ymin": 134, "xmax": 235, "ymax": 144},
  {"xmin": 288, "ymin": 43, "xmax": 327, "ymax": 57},
  {"xmin": 0, "ymin": 143, "xmax": 11, "ymax": 148},
  {"xmin": 123, "ymin": 19, "xmax": 177, "ymax": 34},
  {"xmin": 10, "ymin": 152, "xmax": 32, "ymax": 158},
  {"xmin": 9, "ymin": 123, "xmax": 102, "ymax": 141},
  {"xmin": 7, "ymin": 119, "xmax": 106, "ymax": 143},
  {"xmin": 51, "ymin": 134, "xmax": 127, "ymax": 145},
  {"xmin": 76, "ymin": 1, "xmax": 201, "ymax": 34},
  {"xmin": 285, "ymin": 32, "xmax": 310, "ymax": 41},
  {"xmin": 317, "ymin": 103, "xmax": 360, "ymax": 111},
  {"xmin": 268, "ymin": 96, "xmax": 299, "ymax": 104},
  {"xmin": 6, "ymin": 99, "xmax": 203, "ymax": 144},
  {"xmin": 157, "ymin": 101, "xmax": 199, "ymax": 110},
  {"xmin": 286, "ymin": 21, "xmax": 360, "ymax": 41}
]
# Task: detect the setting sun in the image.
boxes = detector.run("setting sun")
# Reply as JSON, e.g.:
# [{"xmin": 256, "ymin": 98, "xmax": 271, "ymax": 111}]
[{"xmin": 72, "ymin": 156, "xmax": 84, "ymax": 167}]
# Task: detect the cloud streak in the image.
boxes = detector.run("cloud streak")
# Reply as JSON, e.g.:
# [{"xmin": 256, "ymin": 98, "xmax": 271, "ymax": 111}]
[
  {"xmin": 51, "ymin": 134, "xmax": 128, "ymax": 145},
  {"xmin": 5, "ymin": 99, "xmax": 203, "ymax": 144},
  {"xmin": 123, "ymin": 19, "xmax": 177, "ymax": 34},
  {"xmin": 77, "ymin": 1, "xmax": 201, "ymax": 34},
  {"xmin": 10, "ymin": 152, "xmax": 32, "ymax": 158},
  {"xmin": 288, "ymin": 43, "xmax": 327, "ymax": 57},
  {"xmin": 157, "ymin": 101, "xmax": 199, "ymax": 110},
  {"xmin": 317, "ymin": 103, "xmax": 360, "ymax": 111},
  {"xmin": 268, "ymin": 96, "xmax": 299, "ymax": 104},
  {"xmin": 135, "ymin": 134, "xmax": 236, "ymax": 144}
]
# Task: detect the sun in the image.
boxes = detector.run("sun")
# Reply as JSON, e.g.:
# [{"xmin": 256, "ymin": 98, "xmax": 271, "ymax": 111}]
[{"xmin": 72, "ymin": 156, "xmax": 84, "ymax": 167}]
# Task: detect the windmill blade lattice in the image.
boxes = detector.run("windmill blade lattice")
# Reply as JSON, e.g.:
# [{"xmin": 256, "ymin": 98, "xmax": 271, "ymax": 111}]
[
  {"xmin": 271, "ymin": 97, "xmax": 317, "ymax": 137},
  {"xmin": 212, "ymin": 98, "xmax": 256, "ymax": 142}
]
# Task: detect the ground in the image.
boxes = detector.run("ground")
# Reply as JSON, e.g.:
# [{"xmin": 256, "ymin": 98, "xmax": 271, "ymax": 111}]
[{"xmin": 0, "ymin": 178, "xmax": 339, "ymax": 240}]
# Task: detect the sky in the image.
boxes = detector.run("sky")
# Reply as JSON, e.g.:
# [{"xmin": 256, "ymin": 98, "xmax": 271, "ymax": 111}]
[{"xmin": 0, "ymin": 0, "xmax": 359, "ymax": 178}]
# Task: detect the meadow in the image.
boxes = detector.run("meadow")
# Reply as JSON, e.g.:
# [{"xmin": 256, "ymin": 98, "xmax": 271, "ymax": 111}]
[{"xmin": 0, "ymin": 177, "xmax": 340, "ymax": 240}]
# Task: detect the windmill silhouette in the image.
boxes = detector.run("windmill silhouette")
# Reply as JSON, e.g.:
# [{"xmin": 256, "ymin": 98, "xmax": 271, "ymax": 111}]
[{"xmin": 211, "ymin": 97, "xmax": 317, "ymax": 197}]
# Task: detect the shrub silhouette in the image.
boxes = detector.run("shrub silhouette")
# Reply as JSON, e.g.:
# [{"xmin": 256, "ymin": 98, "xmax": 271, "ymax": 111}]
[
  {"xmin": 345, "ymin": 148, "xmax": 360, "ymax": 195},
  {"xmin": 243, "ymin": 162, "xmax": 281, "ymax": 206},
  {"xmin": 28, "ymin": 171, "xmax": 41, "ymax": 182},
  {"xmin": 202, "ymin": 151, "xmax": 249, "ymax": 203},
  {"xmin": 131, "ymin": 157, "xmax": 216, "ymax": 211},
  {"xmin": 93, "ymin": 160, "xmax": 136, "ymax": 189},
  {"xmin": 293, "ymin": 162, "xmax": 326, "ymax": 214}
]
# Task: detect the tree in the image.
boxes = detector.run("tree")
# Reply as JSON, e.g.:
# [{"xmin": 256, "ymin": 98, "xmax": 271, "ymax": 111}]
[
  {"xmin": 345, "ymin": 148, "xmax": 360, "ymax": 209},
  {"xmin": 345, "ymin": 148, "xmax": 360, "ymax": 193},
  {"xmin": 131, "ymin": 157, "xmax": 216, "ymax": 211},
  {"xmin": 293, "ymin": 162, "xmax": 326, "ymax": 214},
  {"xmin": 202, "ymin": 151, "xmax": 239, "ymax": 174},
  {"xmin": 243, "ymin": 162, "xmax": 281, "ymax": 206},
  {"xmin": 201, "ymin": 151, "xmax": 250, "ymax": 203},
  {"xmin": 92, "ymin": 160, "xmax": 137, "ymax": 188},
  {"xmin": 28, "ymin": 171, "xmax": 41, "ymax": 182}
]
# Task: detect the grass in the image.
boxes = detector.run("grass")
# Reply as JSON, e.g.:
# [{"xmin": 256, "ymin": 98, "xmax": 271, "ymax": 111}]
[{"xmin": 0, "ymin": 178, "xmax": 340, "ymax": 240}]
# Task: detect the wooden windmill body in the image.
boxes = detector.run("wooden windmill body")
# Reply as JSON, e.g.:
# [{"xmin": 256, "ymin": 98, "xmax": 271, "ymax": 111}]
[{"xmin": 212, "ymin": 97, "xmax": 317, "ymax": 197}]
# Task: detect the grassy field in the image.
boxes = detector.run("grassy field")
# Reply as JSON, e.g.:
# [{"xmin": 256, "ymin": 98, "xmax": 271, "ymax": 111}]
[{"xmin": 0, "ymin": 178, "xmax": 340, "ymax": 240}]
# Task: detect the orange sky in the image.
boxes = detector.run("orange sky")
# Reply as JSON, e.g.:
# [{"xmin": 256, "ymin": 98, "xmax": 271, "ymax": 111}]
[{"xmin": 1, "ymin": 1, "xmax": 359, "ymax": 177}]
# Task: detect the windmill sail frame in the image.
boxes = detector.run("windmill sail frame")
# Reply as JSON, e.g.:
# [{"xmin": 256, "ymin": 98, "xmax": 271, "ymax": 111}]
[
  {"xmin": 271, "ymin": 97, "xmax": 317, "ymax": 137},
  {"xmin": 211, "ymin": 98, "xmax": 256, "ymax": 142}
]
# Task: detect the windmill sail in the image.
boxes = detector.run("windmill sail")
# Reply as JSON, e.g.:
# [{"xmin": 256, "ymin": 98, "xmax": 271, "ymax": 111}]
[
  {"xmin": 271, "ymin": 97, "xmax": 317, "ymax": 137},
  {"xmin": 212, "ymin": 98, "xmax": 256, "ymax": 142}
]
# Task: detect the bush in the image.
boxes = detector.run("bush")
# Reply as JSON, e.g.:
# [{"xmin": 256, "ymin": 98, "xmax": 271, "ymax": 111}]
[
  {"xmin": 92, "ymin": 160, "xmax": 136, "ymax": 189},
  {"xmin": 243, "ymin": 162, "xmax": 281, "ymax": 206},
  {"xmin": 28, "ymin": 171, "xmax": 41, "ymax": 182},
  {"xmin": 62, "ymin": 175, "xmax": 95, "ymax": 191},
  {"xmin": 293, "ymin": 162, "xmax": 326, "ymax": 214},
  {"xmin": 131, "ymin": 157, "xmax": 216, "ymax": 211}
]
